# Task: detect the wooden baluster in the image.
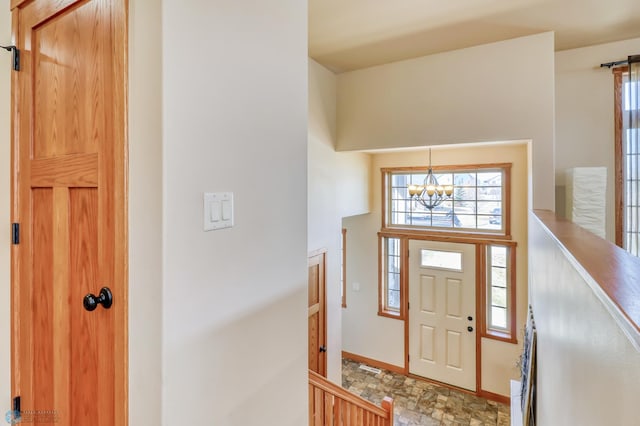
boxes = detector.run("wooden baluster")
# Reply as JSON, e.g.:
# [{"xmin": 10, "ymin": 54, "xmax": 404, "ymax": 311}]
[
  {"xmin": 315, "ymin": 387, "xmax": 324, "ymax": 426},
  {"xmin": 308, "ymin": 370, "xmax": 393, "ymax": 426},
  {"xmin": 333, "ymin": 397, "xmax": 342, "ymax": 426},
  {"xmin": 324, "ymin": 393, "xmax": 334, "ymax": 425}
]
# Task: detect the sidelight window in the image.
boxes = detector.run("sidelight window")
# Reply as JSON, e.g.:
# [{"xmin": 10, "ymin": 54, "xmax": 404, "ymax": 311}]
[
  {"xmin": 483, "ymin": 244, "xmax": 517, "ymax": 342},
  {"xmin": 379, "ymin": 236, "xmax": 402, "ymax": 317}
]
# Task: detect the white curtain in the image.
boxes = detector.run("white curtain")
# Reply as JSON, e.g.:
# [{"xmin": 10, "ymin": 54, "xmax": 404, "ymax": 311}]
[{"xmin": 626, "ymin": 56, "xmax": 640, "ymax": 255}]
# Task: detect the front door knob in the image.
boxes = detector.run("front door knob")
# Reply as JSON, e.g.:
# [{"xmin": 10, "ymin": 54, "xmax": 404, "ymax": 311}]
[
  {"xmin": 83, "ymin": 287, "xmax": 113, "ymax": 311},
  {"xmin": 319, "ymin": 346, "xmax": 327, "ymax": 353},
  {"xmin": 467, "ymin": 326, "xmax": 474, "ymax": 332}
]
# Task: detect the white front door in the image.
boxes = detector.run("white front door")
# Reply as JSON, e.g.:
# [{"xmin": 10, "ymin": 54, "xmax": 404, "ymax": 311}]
[{"xmin": 409, "ymin": 240, "xmax": 476, "ymax": 391}]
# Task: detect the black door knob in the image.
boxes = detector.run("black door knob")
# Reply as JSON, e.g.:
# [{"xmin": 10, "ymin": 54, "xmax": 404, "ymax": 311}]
[
  {"xmin": 319, "ymin": 346, "xmax": 327, "ymax": 353},
  {"xmin": 467, "ymin": 316, "xmax": 473, "ymax": 321},
  {"xmin": 83, "ymin": 287, "xmax": 113, "ymax": 311},
  {"xmin": 467, "ymin": 326, "xmax": 474, "ymax": 332}
]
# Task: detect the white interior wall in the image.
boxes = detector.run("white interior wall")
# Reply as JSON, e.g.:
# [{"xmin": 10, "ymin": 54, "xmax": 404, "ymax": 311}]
[
  {"xmin": 555, "ymin": 37, "xmax": 640, "ymax": 242},
  {"xmin": 161, "ymin": 1, "xmax": 308, "ymax": 424},
  {"xmin": 342, "ymin": 209, "xmax": 405, "ymax": 365},
  {"xmin": 530, "ymin": 213, "xmax": 640, "ymax": 425},
  {"xmin": 308, "ymin": 59, "xmax": 371, "ymax": 384},
  {"xmin": 336, "ymin": 32, "xmax": 555, "ymax": 211},
  {"xmin": 128, "ymin": 0, "xmax": 163, "ymax": 423},
  {"xmin": 0, "ymin": 0, "xmax": 11, "ymax": 412},
  {"xmin": 342, "ymin": 142, "xmax": 529, "ymax": 397}
]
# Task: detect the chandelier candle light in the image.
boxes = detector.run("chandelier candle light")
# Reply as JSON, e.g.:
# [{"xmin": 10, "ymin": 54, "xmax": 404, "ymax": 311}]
[{"xmin": 407, "ymin": 148, "xmax": 454, "ymax": 210}]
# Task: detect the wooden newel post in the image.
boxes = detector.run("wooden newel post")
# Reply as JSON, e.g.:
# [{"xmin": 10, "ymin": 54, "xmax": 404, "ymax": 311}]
[{"xmin": 381, "ymin": 397, "xmax": 394, "ymax": 426}]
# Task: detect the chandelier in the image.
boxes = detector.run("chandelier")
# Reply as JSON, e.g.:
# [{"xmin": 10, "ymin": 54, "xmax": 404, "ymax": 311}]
[{"xmin": 407, "ymin": 148, "xmax": 454, "ymax": 210}]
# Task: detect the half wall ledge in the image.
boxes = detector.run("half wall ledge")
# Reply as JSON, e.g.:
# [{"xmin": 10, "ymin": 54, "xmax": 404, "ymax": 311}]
[{"xmin": 531, "ymin": 209, "xmax": 640, "ymax": 351}]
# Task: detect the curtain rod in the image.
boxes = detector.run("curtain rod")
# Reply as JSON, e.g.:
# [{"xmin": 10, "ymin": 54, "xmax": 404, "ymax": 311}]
[{"xmin": 600, "ymin": 55, "xmax": 640, "ymax": 69}]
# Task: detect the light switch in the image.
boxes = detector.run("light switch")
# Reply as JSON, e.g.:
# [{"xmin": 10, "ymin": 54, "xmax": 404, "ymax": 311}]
[
  {"xmin": 210, "ymin": 201, "xmax": 221, "ymax": 222},
  {"xmin": 204, "ymin": 192, "xmax": 234, "ymax": 231},
  {"xmin": 221, "ymin": 200, "xmax": 232, "ymax": 220}
]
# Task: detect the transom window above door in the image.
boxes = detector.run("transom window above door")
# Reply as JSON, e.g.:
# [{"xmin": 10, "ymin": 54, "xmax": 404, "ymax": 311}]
[{"xmin": 382, "ymin": 164, "xmax": 511, "ymax": 237}]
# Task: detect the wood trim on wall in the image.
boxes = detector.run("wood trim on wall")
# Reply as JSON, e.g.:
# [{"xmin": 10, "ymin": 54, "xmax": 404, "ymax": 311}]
[
  {"xmin": 614, "ymin": 67, "xmax": 627, "ymax": 248},
  {"xmin": 400, "ymin": 238, "xmax": 409, "ymax": 322},
  {"xmin": 342, "ymin": 228, "xmax": 347, "ymax": 308},
  {"xmin": 508, "ymin": 245, "xmax": 518, "ymax": 343},
  {"xmin": 475, "ymin": 243, "xmax": 484, "ymax": 394},
  {"xmin": 380, "ymin": 169, "xmax": 387, "ymax": 231},
  {"xmin": 480, "ymin": 245, "xmax": 518, "ymax": 344},
  {"xmin": 380, "ymin": 163, "xmax": 513, "ymax": 240},
  {"xmin": 376, "ymin": 162, "xmax": 519, "ymax": 401},
  {"xmin": 308, "ymin": 247, "xmax": 328, "ymax": 258},
  {"xmin": 10, "ymin": 0, "xmax": 29, "ymax": 10},
  {"xmin": 504, "ymin": 164, "xmax": 512, "ymax": 238},
  {"xmin": 379, "ymin": 229, "xmax": 517, "ymax": 245},
  {"xmin": 378, "ymin": 235, "xmax": 406, "ymax": 320},
  {"xmin": 478, "ymin": 390, "xmax": 510, "ymax": 405},
  {"xmin": 341, "ymin": 351, "xmax": 510, "ymax": 404},
  {"xmin": 10, "ymin": 6, "xmax": 20, "ymax": 408},
  {"xmin": 383, "ymin": 234, "xmax": 518, "ymax": 394},
  {"xmin": 380, "ymin": 163, "xmax": 513, "ymax": 173},
  {"xmin": 402, "ymin": 237, "xmax": 410, "ymax": 374},
  {"xmin": 377, "ymin": 235, "xmax": 387, "ymax": 317},
  {"xmin": 342, "ymin": 351, "xmax": 405, "ymax": 375}
]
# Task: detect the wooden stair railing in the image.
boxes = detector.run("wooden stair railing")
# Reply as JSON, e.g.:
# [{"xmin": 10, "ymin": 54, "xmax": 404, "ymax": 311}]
[{"xmin": 309, "ymin": 370, "xmax": 394, "ymax": 426}]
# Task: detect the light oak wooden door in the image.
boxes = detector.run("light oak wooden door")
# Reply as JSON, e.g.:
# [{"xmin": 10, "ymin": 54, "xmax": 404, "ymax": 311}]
[
  {"xmin": 308, "ymin": 252, "xmax": 326, "ymax": 376},
  {"xmin": 11, "ymin": 0, "xmax": 128, "ymax": 425},
  {"xmin": 408, "ymin": 240, "xmax": 476, "ymax": 391}
]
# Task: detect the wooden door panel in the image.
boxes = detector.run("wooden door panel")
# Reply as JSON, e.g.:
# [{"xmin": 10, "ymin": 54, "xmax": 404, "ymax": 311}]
[
  {"xmin": 12, "ymin": 0, "xmax": 127, "ymax": 424},
  {"xmin": 308, "ymin": 253, "xmax": 326, "ymax": 376},
  {"xmin": 32, "ymin": 188, "xmax": 54, "ymax": 413},
  {"xmin": 308, "ymin": 264, "xmax": 319, "ymax": 307},
  {"xmin": 69, "ymin": 188, "xmax": 100, "ymax": 424},
  {"xmin": 31, "ymin": 154, "xmax": 99, "ymax": 187},
  {"xmin": 32, "ymin": 0, "xmax": 111, "ymax": 159},
  {"xmin": 68, "ymin": 187, "xmax": 115, "ymax": 425},
  {"xmin": 52, "ymin": 187, "xmax": 70, "ymax": 426},
  {"xmin": 308, "ymin": 312, "xmax": 319, "ymax": 373}
]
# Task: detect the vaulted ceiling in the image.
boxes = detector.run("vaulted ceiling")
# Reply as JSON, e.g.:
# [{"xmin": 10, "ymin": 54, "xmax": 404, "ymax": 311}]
[{"xmin": 309, "ymin": 0, "xmax": 640, "ymax": 72}]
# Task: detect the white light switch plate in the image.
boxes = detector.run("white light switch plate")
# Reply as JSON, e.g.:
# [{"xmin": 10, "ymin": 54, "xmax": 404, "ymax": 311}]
[{"xmin": 204, "ymin": 192, "xmax": 234, "ymax": 231}]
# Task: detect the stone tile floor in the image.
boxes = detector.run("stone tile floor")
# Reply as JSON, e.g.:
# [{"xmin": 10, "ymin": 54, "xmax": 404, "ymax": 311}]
[{"xmin": 342, "ymin": 358, "xmax": 510, "ymax": 426}]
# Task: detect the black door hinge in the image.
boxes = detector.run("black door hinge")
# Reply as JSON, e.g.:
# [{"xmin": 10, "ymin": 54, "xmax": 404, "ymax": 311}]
[
  {"xmin": 11, "ymin": 223, "xmax": 19, "ymax": 245},
  {"xmin": 12, "ymin": 395, "xmax": 21, "ymax": 419},
  {"xmin": 0, "ymin": 45, "xmax": 20, "ymax": 71}
]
